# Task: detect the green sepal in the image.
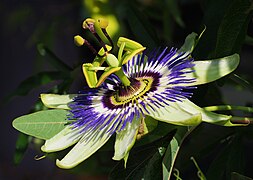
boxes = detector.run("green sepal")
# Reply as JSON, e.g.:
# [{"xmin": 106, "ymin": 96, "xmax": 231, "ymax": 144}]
[
  {"xmin": 123, "ymin": 152, "xmax": 130, "ymax": 168},
  {"xmin": 12, "ymin": 109, "xmax": 69, "ymax": 140},
  {"xmin": 178, "ymin": 27, "xmax": 205, "ymax": 54}
]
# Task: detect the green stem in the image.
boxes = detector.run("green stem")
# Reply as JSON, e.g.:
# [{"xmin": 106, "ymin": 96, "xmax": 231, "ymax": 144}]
[
  {"xmin": 230, "ymin": 116, "xmax": 253, "ymax": 124},
  {"xmin": 203, "ymin": 105, "xmax": 253, "ymax": 124},
  {"xmin": 203, "ymin": 105, "xmax": 253, "ymax": 113},
  {"xmin": 115, "ymin": 69, "xmax": 131, "ymax": 86}
]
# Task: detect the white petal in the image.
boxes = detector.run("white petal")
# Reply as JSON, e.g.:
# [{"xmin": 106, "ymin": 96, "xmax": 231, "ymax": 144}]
[
  {"xmin": 41, "ymin": 125, "xmax": 83, "ymax": 152},
  {"xmin": 40, "ymin": 94, "xmax": 77, "ymax": 109},
  {"xmin": 56, "ymin": 127, "xmax": 112, "ymax": 169},
  {"xmin": 112, "ymin": 116, "xmax": 140, "ymax": 161},
  {"xmin": 183, "ymin": 54, "xmax": 239, "ymax": 86},
  {"xmin": 143, "ymin": 99, "xmax": 231, "ymax": 126}
]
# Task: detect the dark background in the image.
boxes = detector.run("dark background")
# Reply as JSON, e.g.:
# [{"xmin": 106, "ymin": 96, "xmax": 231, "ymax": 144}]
[{"xmin": 1, "ymin": 0, "xmax": 253, "ymax": 179}]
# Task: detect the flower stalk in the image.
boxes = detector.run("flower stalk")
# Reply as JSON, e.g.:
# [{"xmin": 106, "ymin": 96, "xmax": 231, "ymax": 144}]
[{"xmin": 203, "ymin": 105, "xmax": 253, "ymax": 113}]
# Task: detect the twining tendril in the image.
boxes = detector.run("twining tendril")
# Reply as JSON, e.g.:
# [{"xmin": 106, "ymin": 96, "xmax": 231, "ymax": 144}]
[
  {"xmin": 34, "ymin": 154, "xmax": 47, "ymax": 160},
  {"xmin": 190, "ymin": 156, "xmax": 206, "ymax": 180},
  {"xmin": 173, "ymin": 168, "xmax": 183, "ymax": 180}
]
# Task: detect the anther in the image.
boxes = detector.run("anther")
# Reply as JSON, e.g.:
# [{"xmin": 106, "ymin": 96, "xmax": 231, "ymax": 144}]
[
  {"xmin": 74, "ymin": 35, "xmax": 85, "ymax": 46},
  {"xmin": 74, "ymin": 35, "xmax": 98, "ymax": 55},
  {"xmin": 98, "ymin": 18, "xmax": 114, "ymax": 52}
]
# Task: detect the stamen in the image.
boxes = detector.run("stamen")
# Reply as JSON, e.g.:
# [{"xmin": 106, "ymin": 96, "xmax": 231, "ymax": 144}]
[
  {"xmin": 74, "ymin": 35, "xmax": 98, "ymax": 55},
  {"xmin": 98, "ymin": 18, "xmax": 114, "ymax": 52},
  {"xmin": 82, "ymin": 18, "xmax": 108, "ymax": 53},
  {"xmin": 74, "ymin": 35, "xmax": 84, "ymax": 46}
]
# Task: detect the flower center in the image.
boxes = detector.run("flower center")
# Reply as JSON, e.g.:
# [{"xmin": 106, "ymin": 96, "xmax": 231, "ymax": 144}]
[{"xmin": 102, "ymin": 76, "xmax": 157, "ymax": 109}]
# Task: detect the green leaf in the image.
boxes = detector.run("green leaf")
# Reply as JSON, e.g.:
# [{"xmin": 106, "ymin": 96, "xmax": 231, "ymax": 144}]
[
  {"xmin": 178, "ymin": 28, "xmax": 205, "ymax": 54},
  {"xmin": 120, "ymin": 4, "xmax": 159, "ymax": 49},
  {"xmin": 206, "ymin": 134, "xmax": 245, "ymax": 179},
  {"xmin": 230, "ymin": 74, "xmax": 253, "ymax": 94},
  {"xmin": 13, "ymin": 109, "xmax": 69, "ymax": 140},
  {"xmin": 245, "ymin": 35, "xmax": 253, "ymax": 46},
  {"xmin": 109, "ymin": 129, "xmax": 176, "ymax": 179},
  {"xmin": 231, "ymin": 172, "xmax": 253, "ymax": 180},
  {"xmin": 178, "ymin": 32, "xmax": 198, "ymax": 54},
  {"xmin": 162, "ymin": 126, "xmax": 189, "ymax": 179},
  {"xmin": 13, "ymin": 133, "xmax": 31, "ymax": 165},
  {"xmin": 165, "ymin": 0, "xmax": 185, "ymax": 28},
  {"xmin": 135, "ymin": 121, "xmax": 176, "ymax": 147},
  {"xmin": 3, "ymin": 71, "xmax": 67, "ymax": 103},
  {"xmin": 142, "ymin": 148, "xmax": 164, "ymax": 180},
  {"xmin": 162, "ymin": 137, "xmax": 179, "ymax": 180},
  {"xmin": 37, "ymin": 44, "xmax": 72, "ymax": 73},
  {"xmin": 194, "ymin": 0, "xmax": 253, "ymax": 59},
  {"xmin": 214, "ymin": 0, "xmax": 253, "ymax": 57},
  {"xmin": 172, "ymin": 123, "xmax": 236, "ymax": 178}
]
